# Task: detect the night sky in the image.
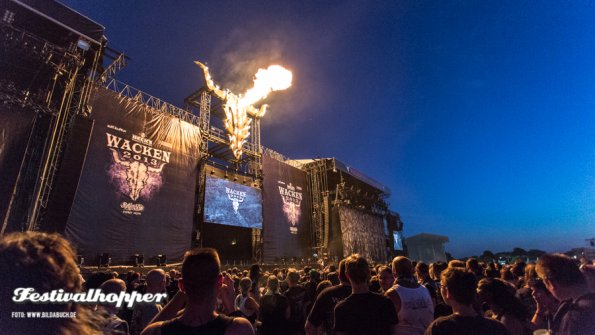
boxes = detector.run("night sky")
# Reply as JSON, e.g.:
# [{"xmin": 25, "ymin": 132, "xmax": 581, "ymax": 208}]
[{"xmin": 63, "ymin": 1, "xmax": 595, "ymax": 258}]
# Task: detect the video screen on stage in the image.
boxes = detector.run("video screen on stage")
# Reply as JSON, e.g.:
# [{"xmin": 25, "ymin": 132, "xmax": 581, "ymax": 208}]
[
  {"xmin": 393, "ymin": 231, "xmax": 404, "ymax": 251},
  {"xmin": 204, "ymin": 175, "xmax": 262, "ymax": 229}
]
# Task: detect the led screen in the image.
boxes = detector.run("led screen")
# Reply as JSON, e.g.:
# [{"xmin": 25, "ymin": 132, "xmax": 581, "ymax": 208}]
[
  {"xmin": 393, "ymin": 231, "xmax": 404, "ymax": 251},
  {"xmin": 204, "ymin": 175, "xmax": 262, "ymax": 229}
]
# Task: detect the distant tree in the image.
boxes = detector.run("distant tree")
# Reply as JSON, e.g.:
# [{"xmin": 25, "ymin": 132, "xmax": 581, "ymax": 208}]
[
  {"xmin": 512, "ymin": 247, "xmax": 527, "ymax": 256},
  {"xmin": 480, "ymin": 250, "xmax": 496, "ymax": 261},
  {"xmin": 527, "ymin": 249, "xmax": 546, "ymax": 258}
]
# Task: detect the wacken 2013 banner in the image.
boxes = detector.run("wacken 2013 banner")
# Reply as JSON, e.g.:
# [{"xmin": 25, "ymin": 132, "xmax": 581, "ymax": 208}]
[
  {"xmin": 65, "ymin": 86, "xmax": 201, "ymax": 264},
  {"xmin": 262, "ymin": 156, "xmax": 312, "ymax": 262}
]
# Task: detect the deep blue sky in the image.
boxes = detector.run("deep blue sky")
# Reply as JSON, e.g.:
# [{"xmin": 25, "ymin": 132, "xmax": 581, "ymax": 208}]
[{"xmin": 64, "ymin": 1, "xmax": 595, "ymax": 258}]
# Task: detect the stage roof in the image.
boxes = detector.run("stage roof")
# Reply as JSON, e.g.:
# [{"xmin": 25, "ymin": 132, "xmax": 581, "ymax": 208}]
[
  {"xmin": 294, "ymin": 158, "xmax": 390, "ymax": 195},
  {"xmin": 11, "ymin": 0, "xmax": 105, "ymax": 45}
]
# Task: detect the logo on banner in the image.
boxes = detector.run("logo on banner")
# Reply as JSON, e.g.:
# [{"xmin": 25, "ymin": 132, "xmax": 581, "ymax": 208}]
[
  {"xmin": 226, "ymin": 187, "xmax": 246, "ymax": 214},
  {"xmin": 106, "ymin": 130, "xmax": 171, "ymax": 215},
  {"xmin": 278, "ymin": 182, "xmax": 303, "ymax": 234}
]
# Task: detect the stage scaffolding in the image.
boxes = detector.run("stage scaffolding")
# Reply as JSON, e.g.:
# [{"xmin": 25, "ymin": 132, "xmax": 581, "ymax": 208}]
[
  {"xmin": 299, "ymin": 158, "xmax": 392, "ymax": 259},
  {"xmin": 0, "ymin": 14, "xmax": 105, "ymax": 232}
]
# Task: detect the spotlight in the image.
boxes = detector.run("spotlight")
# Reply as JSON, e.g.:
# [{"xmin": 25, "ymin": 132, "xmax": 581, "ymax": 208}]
[
  {"xmin": 157, "ymin": 254, "xmax": 167, "ymax": 266},
  {"xmin": 77, "ymin": 39, "xmax": 90, "ymax": 51},
  {"xmin": 133, "ymin": 254, "xmax": 144, "ymax": 267},
  {"xmin": 99, "ymin": 253, "xmax": 111, "ymax": 268}
]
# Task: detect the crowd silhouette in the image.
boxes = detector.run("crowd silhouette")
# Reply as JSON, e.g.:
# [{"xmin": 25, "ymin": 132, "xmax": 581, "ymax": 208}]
[{"xmin": 1, "ymin": 231, "xmax": 595, "ymax": 335}]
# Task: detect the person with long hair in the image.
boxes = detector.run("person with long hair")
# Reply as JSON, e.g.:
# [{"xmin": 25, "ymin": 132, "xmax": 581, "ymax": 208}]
[
  {"xmin": 477, "ymin": 277, "xmax": 531, "ymax": 335},
  {"xmin": 258, "ymin": 276, "xmax": 289, "ymax": 335},
  {"xmin": 234, "ymin": 277, "xmax": 259, "ymax": 325},
  {"xmin": 0, "ymin": 232, "xmax": 104, "ymax": 335}
]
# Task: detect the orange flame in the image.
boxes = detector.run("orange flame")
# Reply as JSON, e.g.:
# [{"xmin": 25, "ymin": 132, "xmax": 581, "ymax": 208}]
[{"xmin": 196, "ymin": 61, "xmax": 292, "ymax": 159}]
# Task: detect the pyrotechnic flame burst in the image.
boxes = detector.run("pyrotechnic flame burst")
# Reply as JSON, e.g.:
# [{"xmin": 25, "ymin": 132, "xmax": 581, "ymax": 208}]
[{"xmin": 196, "ymin": 61, "xmax": 292, "ymax": 160}]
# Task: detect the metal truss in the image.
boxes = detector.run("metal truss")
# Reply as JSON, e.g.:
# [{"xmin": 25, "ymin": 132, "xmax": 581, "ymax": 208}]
[
  {"xmin": 261, "ymin": 147, "xmax": 304, "ymax": 169},
  {"xmin": 304, "ymin": 159, "xmax": 330, "ymax": 252},
  {"xmin": 104, "ymin": 79, "xmax": 201, "ymax": 126}
]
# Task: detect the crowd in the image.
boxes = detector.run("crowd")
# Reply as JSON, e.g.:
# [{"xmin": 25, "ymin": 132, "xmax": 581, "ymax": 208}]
[{"xmin": 1, "ymin": 231, "xmax": 595, "ymax": 335}]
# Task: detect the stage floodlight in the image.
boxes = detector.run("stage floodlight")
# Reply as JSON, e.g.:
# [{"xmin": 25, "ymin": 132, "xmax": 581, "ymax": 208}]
[
  {"xmin": 133, "ymin": 254, "xmax": 144, "ymax": 267},
  {"xmin": 99, "ymin": 253, "xmax": 111, "ymax": 268},
  {"xmin": 3, "ymin": 10, "xmax": 15, "ymax": 24}
]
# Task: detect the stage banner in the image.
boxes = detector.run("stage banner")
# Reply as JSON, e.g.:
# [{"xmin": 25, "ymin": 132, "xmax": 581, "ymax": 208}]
[
  {"xmin": 0, "ymin": 104, "xmax": 36, "ymax": 230},
  {"xmin": 203, "ymin": 175, "xmax": 262, "ymax": 229},
  {"xmin": 262, "ymin": 156, "xmax": 312, "ymax": 262},
  {"xmin": 65, "ymin": 86, "xmax": 201, "ymax": 264},
  {"xmin": 338, "ymin": 206, "xmax": 387, "ymax": 263}
]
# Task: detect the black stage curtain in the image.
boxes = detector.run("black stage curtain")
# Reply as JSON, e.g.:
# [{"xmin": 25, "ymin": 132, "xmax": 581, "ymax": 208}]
[
  {"xmin": 262, "ymin": 156, "xmax": 312, "ymax": 262},
  {"xmin": 0, "ymin": 104, "xmax": 36, "ymax": 230},
  {"xmin": 65, "ymin": 86, "xmax": 201, "ymax": 264},
  {"xmin": 201, "ymin": 222, "xmax": 253, "ymax": 264}
]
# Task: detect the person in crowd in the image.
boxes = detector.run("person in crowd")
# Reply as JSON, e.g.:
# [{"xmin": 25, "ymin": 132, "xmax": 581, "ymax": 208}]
[
  {"xmin": 249, "ymin": 264, "xmax": 261, "ymax": 301},
  {"xmin": 327, "ymin": 271, "xmax": 340, "ymax": 286},
  {"xmin": 305, "ymin": 259, "xmax": 352, "ymax": 335},
  {"xmin": 142, "ymin": 248, "xmax": 254, "ymax": 335},
  {"xmin": 217, "ymin": 272, "xmax": 237, "ymax": 315},
  {"xmin": 535, "ymin": 253, "xmax": 595, "ymax": 335},
  {"xmin": 465, "ymin": 258, "xmax": 484, "ymax": 281},
  {"xmin": 369, "ymin": 275, "xmax": 382, "ymax": 293},
  {"xmin": 0, "ymin": 232, "xmax": 103, "ymax": 335},
  {"xmin": 85, "ymin": 271, "xmax": 117, "ymax": 291},
  {"xmin": 166, "ymin": 269, "xmax": 179, "ymax": 298},
  {"xmin": 316, "ymin": 280, "xmax": 332, "ymax": 296},
  {"xmin": 305, "ymin": 269, "xmax": 321, "ymax": 303},
  {"xmin": 415, "ymin": 262, "xmax": 438, "ymax": 306},
  {"xmin": 483, "ymin": 262, "xmax": 496, "ymax": 278},
  {"xmin": 259, "ymin": 275, "xmax": 290, "ymax": 335},
  {"xmin": 500, "ymin": 267, "xmax": 517, "ymax": 288},
  {"xmin": 130, "ymin": 269, "xmax": 166, "ymax": 335},
  {"xmin": 285, "ymin": 269, "xmax": 308, "ymax": 335},
  {"xmin": 429, "ymin": 262, "xmax": 446, "ymax": 283},
  {"xmin": 580, "ymin": 263, "xmax": 595, "ymax": 293},
  {"xmin": 424, "ymin": 268, "xmax": 510, "ymax": 335},
  {"xmin": 385, "ymin": 256, "xmax": 434, "ymax": 335},
  {"xmin": 429, "ymin": 262, "xmax": 453, "ymax": 319},
  {"xmin": 127, "ymin": 272, "xmax": 142, "ymax": 293},
  {"xmin": 477, "ymin": 278, "xmax": 531, "ymax": 335},
  {"xmin": 511, "ymin": 261, "xmax": 526, "ymax": 289},
  {"xmin": 447, "ymin": 260, "xmax": 465, "ymax": 269},
  {"xmin": 334, "ymin": 254, "xmax": 398, "ymax": 335},
  {"xmin": 516, "ymin": 264, "xmax": 537, "ymax": 317},
  {"xmin": 98, "ymin": 279, "xmax": 130, "ymax": 335},
  {"xmin": 527, "ymin": 272, "xmax": 558, "ymax": 330},
  {"xmin": 379, "ymin": 266, "xmax": 395, "ymax": 293},
  {"xmin": 234, "ymin": 277, "xmax": 259, "ymax": 325}
]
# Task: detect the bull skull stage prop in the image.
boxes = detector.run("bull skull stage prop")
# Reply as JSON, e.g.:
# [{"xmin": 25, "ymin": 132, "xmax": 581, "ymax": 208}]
[
  {"xmin": 196, "ymin": 61, "xmax": 292, "ymax": 160},
  {"xmin": 111, "ymin": 149, "xmax": 165, "ymax": 201}
]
